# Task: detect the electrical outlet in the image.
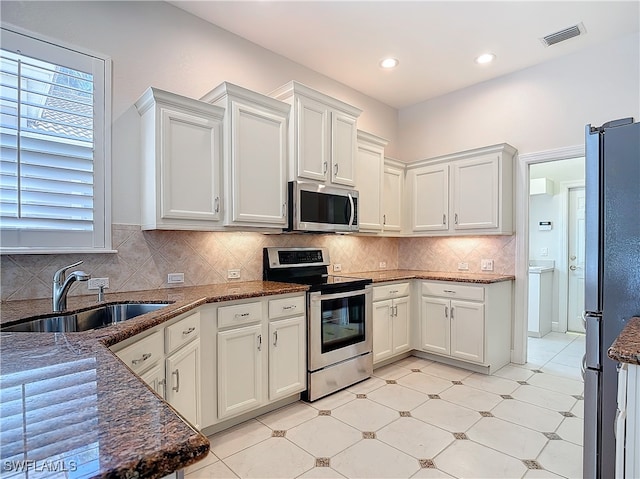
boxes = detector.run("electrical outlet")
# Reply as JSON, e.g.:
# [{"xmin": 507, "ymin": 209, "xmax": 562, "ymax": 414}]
[
  {"xmin": 333, "ymin": 264, "xmax": 342, "ymax": 272},
  {"xmin": 379, "ymin": 261, "xmax": 387, "ymax": 269},
  {"xmin": 88, "ymin": 278, "xmax": 109, "ymax": 290},
  {"xmin": 167, "ymin": 273, "xmax": 184, "ymax": 284},
  {"xmin": 540, "ymin": 247, "xmax": 549, "ymax": 257},
  {"xmin": 458, "ymin": 262, "xmax": 469, "ymax": 271},
  {"xmin": 481, "ymin": 259, "xmax": 494, "ymax": 271},
  {"xmin": 227, "ymin": 269, "xmax": 241, "ymax": 279}
]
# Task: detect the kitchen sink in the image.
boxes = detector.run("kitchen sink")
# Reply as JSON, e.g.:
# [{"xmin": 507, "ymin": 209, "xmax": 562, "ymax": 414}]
[{"xmin": 1, "ymin": 303, "xmax": 170, "ymax": 333}]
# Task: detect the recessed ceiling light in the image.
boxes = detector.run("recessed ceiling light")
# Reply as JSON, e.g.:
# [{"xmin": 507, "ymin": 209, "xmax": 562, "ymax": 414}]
[
  {"xmin": 475, "ymin": 53, "xmax": 496, "ymax": 64},
  {"xmin": 379, "ymin": 57, "xmax": 399, "ymax": 69}
]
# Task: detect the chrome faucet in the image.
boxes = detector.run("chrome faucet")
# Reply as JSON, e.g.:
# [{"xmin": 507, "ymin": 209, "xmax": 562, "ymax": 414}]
[{"xmin": 52, "ymin": 261, "xmax": 91, "ymax": 312}]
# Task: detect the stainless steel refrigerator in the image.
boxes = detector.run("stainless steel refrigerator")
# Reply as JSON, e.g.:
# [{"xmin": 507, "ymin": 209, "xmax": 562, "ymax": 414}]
[{"xmin": 583, "ymin": 118, "xmax": 640, "ymax": 478}]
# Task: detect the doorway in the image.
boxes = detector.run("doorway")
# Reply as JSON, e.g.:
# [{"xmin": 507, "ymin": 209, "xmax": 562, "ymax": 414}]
[{"xmin": 528, "ymin": 158, "xmax": 585, "ymax": 337}]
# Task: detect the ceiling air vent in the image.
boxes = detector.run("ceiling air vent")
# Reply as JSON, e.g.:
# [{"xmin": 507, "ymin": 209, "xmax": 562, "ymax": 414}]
[{"xmin": 540, "ymin": 22, "xmax": 586, "ymax": 47}]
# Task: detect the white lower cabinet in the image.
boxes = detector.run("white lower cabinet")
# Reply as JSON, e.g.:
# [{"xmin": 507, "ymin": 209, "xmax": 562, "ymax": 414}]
[
  {"xmin": 112, "ymin": 310, "xmax": 202, "ymax": 428},
  {"xmin": 165, "ymin": 338, "xmax": 201, "ymax": 428},
  {"xmin": 616, "ymin": 362, "xmax": 640, "ymax": 478},
  {"xmin": 420, "ymin": 280, "xmax": 512, "ymax": 372},
  {"xmin": 372, "ymin": 282, "xmax": 411, "ymax": 364},
  {"xmin": 217, "ymin": 323, "xmax": 264, "ymax": 419},
  {"xmin": 216, "ymin": 294, "xmax": 307, "ymax": 422}
]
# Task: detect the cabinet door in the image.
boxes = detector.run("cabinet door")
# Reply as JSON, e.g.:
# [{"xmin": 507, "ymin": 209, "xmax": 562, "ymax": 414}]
[
  {"xmin": 268, "ymin": 316, "xmax": 306, "ymax": 401},
  {"xmin": 331, "ymin": 111, "xmax": 357, "ymax": 186},
  {"xmin": 421, "ymin": 296, "xmax": 450, "ymax": 355},
  {"xmin": 383, "ymin": 164, "xmax": 403, "ymax": 232},
  {"xmin": 392, "ymin": 296, "xmax": 411, "ymax": 355},
  {"xmin": 410, "ymin": 164, "xmax": 449, "ymax": 232},
  {"xmin": 296, "ymin": 95, "xmax": 330, "ymax": 181},
  {"xmin": 165, "ymin": 338, "xmax": 201, "ymax": 428},
  {"xmin": 160, "ymin": 107, "xmax": 222, "ymax": 221},
  {"xmin": 230, "ymin": 101, "xmax": 287, "ymax": 226},
  {"xmin": 356, "ymin": 140, "xmax": 384, "ymax": 231},
  {"xmin": 452, "ymin": 154, "xmax": 499, "ymax": 230},
  {"xmin": 140, "ymin": 362, "xmax": 166, "ymax": 398},
  {"xmin": 373, "ymin": 299, "xmax": 393, "ymax": 364},
  {"xmin": 217, "ymin": 324, "xmax": 264, "ymax": 419},
  {"xmin": 450, "ymin": 300, "xmax": 484, "ymax": 363}
]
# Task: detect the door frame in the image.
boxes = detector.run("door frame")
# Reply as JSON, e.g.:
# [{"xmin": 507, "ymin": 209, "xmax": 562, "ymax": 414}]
[
  {"xmin": 558, "ymin": 180, "xmax": 585, "ymax": 333},
  {"xmin": 513, "ymin": 144, "xmax": 584, "ymax": 364}
]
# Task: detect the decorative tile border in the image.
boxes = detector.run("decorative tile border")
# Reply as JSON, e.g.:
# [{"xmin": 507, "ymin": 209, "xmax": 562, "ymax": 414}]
[
  {"xmin": 315, "ymin": 458, "xmax": 330, "ymax": 467},
  {"xmin": 451, "ymin": 380, "xmax": 463, "ymax": 385},
  {"xmin": 522, "ymin": 459, "xmax": 543, "ymax": 469},
  {"xmin": 532, "ymin": 369, "xmax": 544, "ymax": 373},
  {"xmin": 428, "ymin": 394, "xmax": 441, "ymax": 399},
  {"xmin": 573, "ymin": 394, "xmax": 584, "ymax": 400},
  {"xmin": 479, "ymin": 411, "xmax": 494, "ymax": 417},
  {"xmin": 500, "ymin": 394, "xmax": 514, "ymax": 399},
  {"xmin": 411, "ymin": 368, "xmax": 422, "ymax": 372},
  {"xmin": 543, "ymin": 432, "xmax": 562, "ymax": 440},
  {"xmin": 559, "ymin": 411, "xmax": 576, "ymax": 417},
  {"xmin": 453, "ymin": 432, "xmax": 469, "ymax": 440},
  {"xmin": 399, "ymin": 411, "xmax": 412, "ymax": 417},
  {"xmin": 386, "ymin": 380, "xmax": 397, "ymax": 384},
  {"xmin": 517, "ymin": 380, "xmax": 529, "ymax": 385},
  {"xmin": 362, "ymin": 432, "xmax": 377, "ymax": 439},
  {"xmin": 318, "ymin": 410, "xmax": 331, "ymax": 416},
  {"xmin": 272, "ymin": 430, "xmax": 286, "ymax": 437},
  {"xmin": 356, "ymin": 394, "xmax": 367, "ymax": 399},
  {"xmin": 419, "ymin": 459, "xmax": 436, "ymax": 469}
]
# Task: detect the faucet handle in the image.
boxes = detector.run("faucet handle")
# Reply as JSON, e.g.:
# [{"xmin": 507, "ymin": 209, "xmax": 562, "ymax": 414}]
[{"xmin": 53, "ymin": 260, "xmax": 84, "ymax": 283}]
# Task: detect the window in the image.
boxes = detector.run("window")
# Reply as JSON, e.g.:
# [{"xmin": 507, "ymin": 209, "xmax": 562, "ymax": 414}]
[{"xmin": 0, "ymin": 27, "xmax": 111, "ymax": 253}]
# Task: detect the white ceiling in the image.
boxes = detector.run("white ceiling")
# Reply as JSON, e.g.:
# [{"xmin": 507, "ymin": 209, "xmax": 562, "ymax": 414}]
[{"xmin": 169, "ymin": 1, "xmax": 640, "ymax": 109}]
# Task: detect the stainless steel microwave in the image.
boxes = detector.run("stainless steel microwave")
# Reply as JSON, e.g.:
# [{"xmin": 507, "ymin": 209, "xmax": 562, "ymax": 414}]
[{"xmin": 287, "ymin": 181, "xmax": 359, "ymax": 233}]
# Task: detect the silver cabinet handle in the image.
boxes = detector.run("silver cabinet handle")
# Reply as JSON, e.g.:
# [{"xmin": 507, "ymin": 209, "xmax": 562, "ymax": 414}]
[
  {"xmin": 273, "ymin": 330, "xmax": 278, "ymax": 346},
  {"xmin": 334, "ymin": 163, "xmax": 339, "ymax": 176},
  {"xmin": 282, "ymin": 305, "xmax": 297, "ymax": 311},
  {"xmin": 323, "ymin": 161, "xmax": 328, "ymax": 174},
  {"xmin": 454, "ymin": 213, "xmax": 459, "ymax": 225},
  {"xmin": 394, "ymin": 305, "xmax": 398, "ymax": 317},
  {"xmin": 182, "ymin": 326, "xmax": 196, "ymax": 336},
  {"xmin": 214, "ymin": 196, "xmax": 220, "ymax": 213},
  {"xmin": 132, "ymin": 353, "xmax": 151, "ymax": 365},
  {"xmin": 383, "ymin": 214, "xmax": 386, "ymax": 225},
  {"xmin": 389, "ymin": 290, "xmax": 399, "ymax": 294},
  {"xmin": 257, "ymin": 334, "xmax": 262, "ymax": 351},
  {"xmin": 235, "ymin": 312, "xmax": 250, "ymax": 318},
  {"xmin": 451, "ymin": 306, "xmax": 455, "ymax": 320},
  {"xmin": 172, "ymin": 369, "xmax": 180, "ymax": 392},
  {"xmin": 282, "ymin": 203, "xmax": 286, "ymax": 216},
  {"xmin": 443, "ymin": 213, "xmax": 446, "ymax": 225},
  {"xmin": 444, "ymin": 306, "xmax": 449, "ymax": 319},
  {"xmin": 443, "ymin": 290, "xmax": 456, "ymax": 294}
]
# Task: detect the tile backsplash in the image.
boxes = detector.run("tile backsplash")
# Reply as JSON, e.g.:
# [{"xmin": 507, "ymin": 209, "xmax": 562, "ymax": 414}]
[{"xmin": 1, "ymin": 225, "xmax": 514, "ymax": 301}]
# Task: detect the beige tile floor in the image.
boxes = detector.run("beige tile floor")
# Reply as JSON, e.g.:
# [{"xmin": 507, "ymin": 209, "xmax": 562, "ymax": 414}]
[{"xmin": 186, "ymin": 332, "xmax": 585, "ymax": 479}]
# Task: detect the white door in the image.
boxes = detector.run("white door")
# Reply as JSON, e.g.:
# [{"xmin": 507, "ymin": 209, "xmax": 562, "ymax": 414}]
[
  {"xmin": 392, "ymin": 296, "xmax": 411, "ymax": 355},
  {"xmin": 568, "ymin": 187, "xmax": 586, "ymax": 332},
  {"xmin": 268, "ymin": 316, "xmax": 306, "ymax": 401},
  {"xmin": 331, "ymin": 111, "xmax": 357, "ymax": 186},
  {"xmin": 373, "ymin": 299, "xmax": 393, "ymax": 363},
  {"xmin": 450, "ymin": 300, "xmax": 484, "ymax": 363},
  {"xmin": 217, "ymin": 324, "xmax": 264, "ymax": 419},
  {"xmin": 452, "ymin": 155, "xmax": 499, "ymax": 230},
  {"xmin": 296, "ymin": 95, "xmax": 329, "ymax": 181},
  {"xmin": 410, "ymin": 164, "xmax": 449, "ymax": 232},
  {"xmin": 165, "ymin": 338, "xmax": 201, "ymax": 428},
  {"xmin": 356, "ymin": 141, "xmax": 383, "ymax": 231},
  {"xmin": 421, "ymin": 296, "xmax": 450, "ymax": 355},
  {"xmin": 383, "ymin": 165, "xmax": 403, "ymax": 232}
]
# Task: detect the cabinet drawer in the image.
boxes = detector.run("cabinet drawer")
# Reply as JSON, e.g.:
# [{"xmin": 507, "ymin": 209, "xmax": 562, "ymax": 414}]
[
  {"xmin": 116, "ymin": 330, "xmax": 164, "ymax": 375},
  {"xmin": 373, "ymin": 282, "xmax": 410, "ymax": 301},
  {"xmin": 218, "ymin": 301, "xmax": 262, "ymax": 328},
  {"xmin": 421, "ymin": 282, "xmax": 484, "ymax": 301},
  {"xmin": 269, "ymin": 295, "xmax": 305, "ymax": 320},
  {"xmin": 165, "ymin": 311, "xmax": 200, "ymax": 354}
]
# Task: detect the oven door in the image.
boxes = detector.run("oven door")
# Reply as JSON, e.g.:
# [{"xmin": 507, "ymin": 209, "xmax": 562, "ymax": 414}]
[{"xmin": 308, "ymin": 285, "xmax": 372, "ymax": 371}]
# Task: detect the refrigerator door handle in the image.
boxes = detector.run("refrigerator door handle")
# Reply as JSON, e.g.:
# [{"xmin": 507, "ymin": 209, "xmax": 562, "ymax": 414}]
[{"xmin": 584, "ymin": 311, "xmax": 602, "ymax": 370}]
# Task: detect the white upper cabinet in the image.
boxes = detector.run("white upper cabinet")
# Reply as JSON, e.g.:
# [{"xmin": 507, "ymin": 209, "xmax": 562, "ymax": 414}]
[
  {"xmin": 382, "ymin": 159, "xmax": 404, "ymax": 233},
  {"xmin": 203, "ymin": 82, "xmax": 290, "ymax": 228},
  {"xmin": 355, "ymin": 130, "xmax": 388, "ymax": 232},
  {"xmin": 408, "ymin": 143, "xmax": 516, "ymax": 236},
  {"xmin": 271, "ymin": 81, "xmax": 361, "ymax": 186},
  {"xmin": 136, "ymin": 88, "xmax": 225, "ymax": 231}
]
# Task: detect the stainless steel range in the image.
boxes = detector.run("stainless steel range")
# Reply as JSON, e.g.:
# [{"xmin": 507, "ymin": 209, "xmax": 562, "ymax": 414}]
[{"xmin": 263, "ymin": 247, "xmax": 373, "ymax": 401}]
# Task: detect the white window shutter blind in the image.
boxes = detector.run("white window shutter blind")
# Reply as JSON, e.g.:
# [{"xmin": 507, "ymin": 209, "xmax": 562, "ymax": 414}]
[{"xmin": 0, "ymin": 27, "xmax": 111, "ymax": 253}]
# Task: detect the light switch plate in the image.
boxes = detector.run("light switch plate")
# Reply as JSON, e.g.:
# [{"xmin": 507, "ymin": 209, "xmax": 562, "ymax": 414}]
[
  {"xmin": 481, "ymin": 259, "xmax": 494, "ymax": 271},
  {"xmin": 333, "ymin": 264, "xmax": 342, "ymax": 272},
  {"xmin": 167, "ymin": 273, "xmax": 184, "ymax": 284},
  {"xmin": 227, "ymin": 269, "xmax": 241, "ymax": 279},
  {"xmin": 458, "ymin": 262, "xmax": 469, "ymax": 271}
]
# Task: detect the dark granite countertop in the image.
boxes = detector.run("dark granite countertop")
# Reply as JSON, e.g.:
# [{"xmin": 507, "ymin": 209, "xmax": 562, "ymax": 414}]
[
  {"xmin": 608, "ymin": 317, "xmax": 640, "ymax": 365},
  {"xmin": 345, "ymin": 269, "xmax": 515, "ymax": 284},
  {"xmin": 0, "ymin": 280, "xmax": 308, "ymax": 479}
]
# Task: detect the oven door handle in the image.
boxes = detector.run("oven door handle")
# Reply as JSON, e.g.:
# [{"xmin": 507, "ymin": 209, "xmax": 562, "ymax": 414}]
[{"xmin": 309, "ymin": 287, "xmax": 370, "ymax": 303}]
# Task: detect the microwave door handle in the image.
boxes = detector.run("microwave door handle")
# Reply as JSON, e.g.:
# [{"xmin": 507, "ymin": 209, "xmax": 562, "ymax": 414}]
[{"xmin": 348, "ymin": 193, "xmax": 354, "ymax": 226}]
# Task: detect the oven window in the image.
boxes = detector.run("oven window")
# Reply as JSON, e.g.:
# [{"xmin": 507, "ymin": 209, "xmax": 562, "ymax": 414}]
[{"xmin": 321, "ymin": 293, "xmax": 366, "ymax": 353}]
